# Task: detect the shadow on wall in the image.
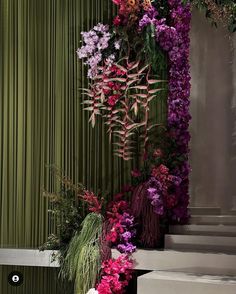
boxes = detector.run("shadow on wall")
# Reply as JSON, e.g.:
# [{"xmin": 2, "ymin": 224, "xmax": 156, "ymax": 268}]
[{"xmin": 189, "ymin": 9, "xmax": 236, "ymax": 212}]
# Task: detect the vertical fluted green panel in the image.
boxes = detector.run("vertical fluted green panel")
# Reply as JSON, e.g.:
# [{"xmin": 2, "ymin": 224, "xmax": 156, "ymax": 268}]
[
  {"xmin": 0, "ymin": 0, "xmax": 167, "ymax": 292},
  {"xmin": 0, "ymin": 0, "xmax": 124, "ymax": 292}
]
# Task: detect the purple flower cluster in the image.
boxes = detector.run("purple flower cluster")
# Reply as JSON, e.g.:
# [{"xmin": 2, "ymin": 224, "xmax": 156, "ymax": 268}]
[
  {"xmin": 147, "ymin": 177, "xmax": 164, "ymax": 216},
  {"xmin": 139, "ymin": 6, "xmax": 164, "ymax": 30},
  {"xmin": 76, "ymin": 23, "xmax": 118, "ymax": 78},
  {"xmin": 138, "ymin": 1, "xmax": 191, "ymax": 223},
  {"xmin": 117, "ymin": 212, "xmax": 136, "ymax": 254},
  {"xmin": 165, "ymin": 0, "xmax": 191, "ymax": 222}
]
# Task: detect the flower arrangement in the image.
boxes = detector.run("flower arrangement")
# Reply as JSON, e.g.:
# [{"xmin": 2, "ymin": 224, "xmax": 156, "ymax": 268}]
[
  {"xmin": 106, "ymin": 196, "xmax": 136, "ymax": 254},
  {"xmin": 42, "ymin": 0, "xmax": 236, "ymax": 293},
  {"xmin": 82, "ymin": 57, "xmax": 165, "ymax": 160},
  {"xmin": 76, "ymin": 23, "xmax": 120, "ymax": 78},
  {"xmin": 96, "ymin": 254, "xmax": 133, "ymax": 294},
  {"xmin": 43, "ymin": 0, "xmax": 194, "ymax": 293}
]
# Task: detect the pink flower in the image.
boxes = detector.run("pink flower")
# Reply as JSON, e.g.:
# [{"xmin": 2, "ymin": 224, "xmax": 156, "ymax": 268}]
[
  {"xmin": 151, "ymin": 167, "xmax": 159, "ymax": 178},
  {"xmin": 82, "ymin": 191, "xmax": 102, "ymax": 213},
  {"xmin": 131, "ymin": 169, "xmax": 141, "ymax": 178},
  {"xmin": 113, "ymin": 15, "xmax": 121, "ymax": 26},
  {"xmin": 112, "ymin": 0, "xmax": 121, "ymax": 5},
  {"xmin": 159, "ymin": 164, "xmax": 169, "ymax": 175},
  {"xmin": 106, "ymin": 229, "xmax": 118, "ymax": 243},
  {"xmin": 116, "ymin": 69, "xmax": 125, "ymax": 76},
  {"xmin": 107, "ymin": 82, "xmax": 115, "ymax": 88},
  {"xmin": 97, "ymin": 255, "xmax": 133, "ymax": 294},
  {"xmin": 108, "ymin": 95, "xmax": 119, "ymax": 106},
  {"xmin": 151, "ymin": 164, "xmax": 169, "ymax": 178},
  {"xmin": 103, "ymin": 88, "xmax": 111, "ymax": 95}
]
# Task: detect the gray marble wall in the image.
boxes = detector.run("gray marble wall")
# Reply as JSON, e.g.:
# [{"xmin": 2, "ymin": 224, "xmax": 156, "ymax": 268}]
[{"xmin": 189, "ymin": 9, "xmax": 236, "ymax": 212}]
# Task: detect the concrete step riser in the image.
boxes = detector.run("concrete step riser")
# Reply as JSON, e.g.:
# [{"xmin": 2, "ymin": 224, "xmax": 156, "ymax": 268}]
[
  {"xmin": 165, "ymin": 234, "xmax": 236, "ymax": 253},
  {"xmin": 169, "ymin": 224, "xmax": 236, "ymax": 236},
  {"xmin": 189, "ymin": 207, "xmax": 221, "ymax": 215},
  {"xmin": 138, "ymin": 271, "xmax": 236, "ymax": 294},
  {"xmin": 190, "ymin": 215, "xmax": 236, "ymax": 225},
  {"xmin": 112, "ymin": 249, "xmax": 236, "ymax": 275}
]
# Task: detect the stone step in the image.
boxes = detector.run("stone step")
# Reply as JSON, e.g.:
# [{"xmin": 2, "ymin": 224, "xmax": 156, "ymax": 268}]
[
  {"xmin": 189, "ymin": 207, "xmax": 221, "ymax": 215},
  {"xmin": 169, "ymin": 224, "xmax": 236, "ymax": 236},
  {"xmin": 0, "ymin": 249, "xmax": 59, "ymax": 267},
  {"xmin": 190, "ymin": 215, "xmax": 236, "ymax": 225},
  {"xmin": 138, "ymin": 271, "xmax": 236, "ymax": 294},
  {"xmin": 112, "ymin": 249, "xmax": 236, "ymax": 275},
  {"xmin": 165, "ymin": 234, "xmax": 236, "ymax": 253}
]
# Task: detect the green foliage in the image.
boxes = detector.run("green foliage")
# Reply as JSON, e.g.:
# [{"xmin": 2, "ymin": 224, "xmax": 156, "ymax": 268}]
[
  {"xmin": 40, "ymin": 167, "xmax": 89, "ymax": 255},
  {"xmin": 60, "ymin": 213, "xmax": 103, "ymax": 294},
  {"xmin": 143, "ymin": 24, "xmax": 168, "ymax": 73},
  {"xmin": 40, "ymin": 186, "xmax": 84, "ymax": 252}
]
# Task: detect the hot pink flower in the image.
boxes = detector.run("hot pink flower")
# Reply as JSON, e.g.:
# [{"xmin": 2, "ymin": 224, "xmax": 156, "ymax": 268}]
[
  {"xmin": 116, "ymin": 69, "xmax": 125, "ymax": 76},
  {"xmin": 113, "ymin": 15, "xmax": 122, "ymax": 26},
  {"xmin": 106, "ymin": 229, "xmax": 118, "ymax": 243},
  {"xmin": 152, "ymin": 164, "xmax": 169, "ymax": 178},
  {"xmin": 108, "ymin": 94, "xmax": 120, "ymax": 106},
  {"xmin": 112, "ymin": 0, "xmax": 121, "ymax": 5},
  {"xmin": 97, "ymin": 255, "xmax": 133, "ymax": 294},
  {"xmin": 103, "ymin": 88, "xmax": 111, "ymax": 95},
  {"xmin": 159, "ymin": 164, "xmax": 169, "ymax": 175},
  {"xmin": 107, "ymin": 82, "xmax": 115, "ymax": 88},
  {"xmin": 131, "ymin": 169, "xmax": 141, "ymax": 178},
  {"xmin": 82, "ymin": 191, "xmax": 102, "ymax": 213}
]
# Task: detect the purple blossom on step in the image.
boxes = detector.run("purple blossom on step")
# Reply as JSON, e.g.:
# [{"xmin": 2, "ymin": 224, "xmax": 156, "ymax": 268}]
[
  {"xmin": 121, "ymin": 231, "xmax": 132, "ymax": 242},
  {"xmin": 117, "ymin": 242, "xmax": 136, "ymax": 254}
]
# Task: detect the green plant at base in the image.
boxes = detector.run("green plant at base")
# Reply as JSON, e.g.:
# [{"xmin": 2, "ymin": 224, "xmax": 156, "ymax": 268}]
[{"xmin": 60, "ymin": 213, "xmax": 103, "ymax": 294}]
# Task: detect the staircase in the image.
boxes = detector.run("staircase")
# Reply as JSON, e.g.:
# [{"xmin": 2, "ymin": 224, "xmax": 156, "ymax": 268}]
[{"xmin": 137, "ymin": 207, "xmax": 236, "ymax": 293}]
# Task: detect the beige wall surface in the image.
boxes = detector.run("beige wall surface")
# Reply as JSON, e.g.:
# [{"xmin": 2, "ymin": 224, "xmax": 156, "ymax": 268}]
[{"xmin": 189, "ymin": 9, "xmax": 236, "ymax": 212}]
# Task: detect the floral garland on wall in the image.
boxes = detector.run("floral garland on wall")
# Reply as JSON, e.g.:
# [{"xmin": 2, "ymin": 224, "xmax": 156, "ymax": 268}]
[{"xmin": 42, "ymin": 0, "xmax": 192, "ymax": 293}]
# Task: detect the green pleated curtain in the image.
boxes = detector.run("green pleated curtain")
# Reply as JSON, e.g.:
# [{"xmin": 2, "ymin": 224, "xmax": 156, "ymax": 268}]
[
  {"xmin": 0, "ymin": 0, "xmax": 166, "ymax": 293},
  {"xmin": 0, "ymin": 0, "xmax": 119, "ymax": 292}
]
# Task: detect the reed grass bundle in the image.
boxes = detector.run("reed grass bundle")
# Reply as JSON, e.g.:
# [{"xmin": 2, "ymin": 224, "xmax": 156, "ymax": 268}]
[{"xmin": 60, "ymin": 213, "xmax": 103, "ymax": 294}]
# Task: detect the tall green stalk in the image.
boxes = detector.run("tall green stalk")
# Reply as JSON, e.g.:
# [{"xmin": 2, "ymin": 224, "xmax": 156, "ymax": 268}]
[{"xmin": 60, "ymin": 213, "xmax": 103, "ymax": 294}]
